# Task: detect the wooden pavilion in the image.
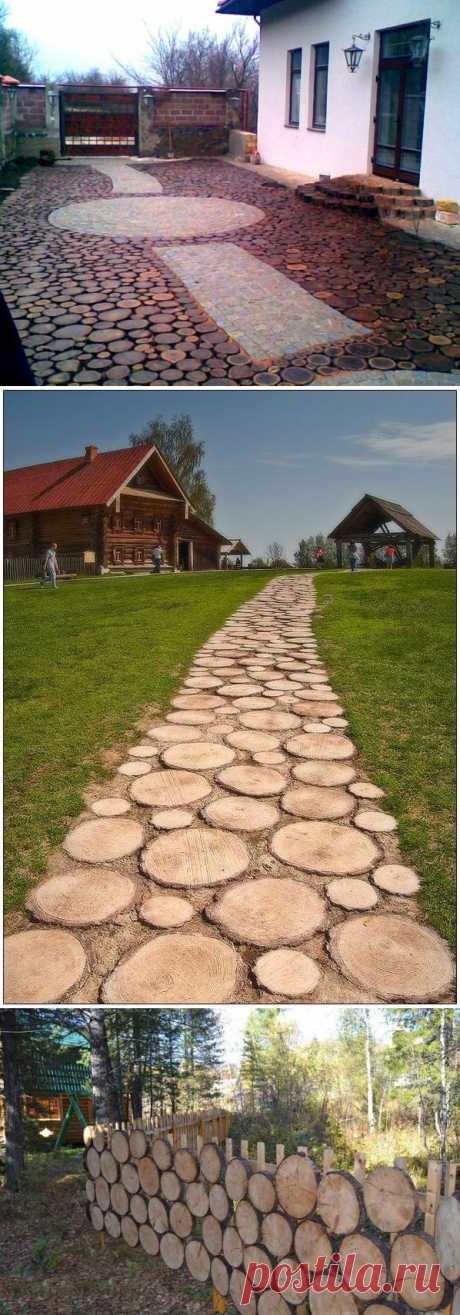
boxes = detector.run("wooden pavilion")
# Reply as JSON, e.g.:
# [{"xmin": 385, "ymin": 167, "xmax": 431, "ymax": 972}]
[
  {"xmin": 220, "ymin": 538, "xmax": 251, "ymax": 569},
  {"xmin": 329, "ymin": 494, "xmax": 438, "ymax": 568}
]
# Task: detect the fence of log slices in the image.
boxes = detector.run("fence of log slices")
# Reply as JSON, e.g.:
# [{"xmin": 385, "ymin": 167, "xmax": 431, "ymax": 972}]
[{"xmin": 83, "ymin": 1123, "xmax": 460, "ymax": 1315}]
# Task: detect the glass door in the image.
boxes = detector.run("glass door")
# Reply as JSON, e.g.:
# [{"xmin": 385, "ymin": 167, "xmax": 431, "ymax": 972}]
[{"xmin": 373, "ymin": 22, "xmax": 429, "ymax": 184}]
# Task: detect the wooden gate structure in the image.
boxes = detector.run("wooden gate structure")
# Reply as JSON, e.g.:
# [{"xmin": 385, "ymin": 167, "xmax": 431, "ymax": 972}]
[{"xmin": 59, "ymin": 87, "xmax": 139, "ymax": 154}]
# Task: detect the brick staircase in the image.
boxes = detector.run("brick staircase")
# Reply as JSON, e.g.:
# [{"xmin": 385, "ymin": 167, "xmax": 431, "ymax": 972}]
[{"xmin": 296, "ymin": 175, "xmax": 436, "ymax": 222}]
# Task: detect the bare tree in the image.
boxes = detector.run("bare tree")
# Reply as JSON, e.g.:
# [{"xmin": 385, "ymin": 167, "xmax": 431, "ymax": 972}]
[
  {"xmin": 0, "ymin": 1009, "xmax": 24, "ymax": 1191},
  {"xmin": 266, "ymin": 542, "xmax": 286, "ymax": 567},
  {"xmin": 56, "ymin": 67, "xmax": 127, "ymax": 85},
  {"xmin": 86, "ymin": 1010, "xmax": 122, "ymax": 1124}
]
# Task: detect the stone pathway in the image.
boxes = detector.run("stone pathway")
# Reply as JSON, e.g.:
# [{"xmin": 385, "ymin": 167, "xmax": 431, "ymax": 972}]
[
  {"xmin": 1, "ymin": 158, "xmax": 459, "ymax": 385},
  {"xmin": 5, "ymin": 577, "xmax": 454, "ymax": 1006}
]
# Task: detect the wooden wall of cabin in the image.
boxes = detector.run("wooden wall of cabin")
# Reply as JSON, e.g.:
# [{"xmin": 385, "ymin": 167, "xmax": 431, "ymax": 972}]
[{"xmin": 103, "ymin": 494, "xmax": 182, "ymax": 568}]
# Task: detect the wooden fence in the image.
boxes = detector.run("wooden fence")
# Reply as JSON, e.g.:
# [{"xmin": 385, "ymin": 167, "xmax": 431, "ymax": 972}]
[{"xmin": 4, "ymin": 553, "xmax": 97, "ymax": 582}]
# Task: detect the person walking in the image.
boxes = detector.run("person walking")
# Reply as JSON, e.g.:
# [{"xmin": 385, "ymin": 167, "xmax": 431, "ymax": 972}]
[
  {"xmin": 152, "ymin": 543, "xmax": 163, "ymax": 575},
  {"xmin": 385, "ymin": 545, "xmax": 396, "ymax": 569},
  {"xmin": 314, "ymin": 546, "xmax": 325, "ymax": 568},
  {"xmin": 349, "ymin": 542, "xmax": 359, "ymax": 573},
  {"xmin": 41, "ymin": 542, "xmax": 59, "ymax": 589}
]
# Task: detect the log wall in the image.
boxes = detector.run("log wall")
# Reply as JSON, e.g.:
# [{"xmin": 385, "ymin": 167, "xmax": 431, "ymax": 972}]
[{"xmin": 83, "ymin": 1126, "xmax": 459, "ymax": 1312}]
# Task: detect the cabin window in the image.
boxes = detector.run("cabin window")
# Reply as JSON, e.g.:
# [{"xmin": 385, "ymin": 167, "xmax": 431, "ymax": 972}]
[
  {"xmin": 288, "ymin": 48, "xmax": 302, "ymax": 126},
  {"xmin": 134, "ymin": 547, "xmax": 144, "ymax": 564},
  {"xmin": 153, "ymin": 518, "xmax": 162, "ymax": 533},
  {"xmin": 134, "ymin": 516, "xmax": 143, "ymax": 532},
  {"xmin": 124, "ymin": 544, "xmax": 133, "ymax": 562},
  {"xmin": 312, "ymin": 43, "xmax": 329, "ymax": 129},
  {"xmin": 6, "ymin": 520, "xmax": 17, "ymax": 539},
  {"xmin": 112, "ymin": 547, "xmax": 123, "ymax": 564},
  {"xmin": 123, "ymin": 515, "xmax": 133, "ymax": 530},
  {"xmin": 113, "ymin": 514, "xmax": 122, "ymax": 531}
]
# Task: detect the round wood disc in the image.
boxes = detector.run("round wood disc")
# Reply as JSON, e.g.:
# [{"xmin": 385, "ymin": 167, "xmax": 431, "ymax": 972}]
[
  {"xmin": 111, "ymin": 1130, "xmax": 130, "ymax": 1164},
  {"xmin": 208, "ymin": 876, "xmax": 326, "ymax": 947},
  {"xmin": 261, "ymin": 1212, "xmax": 293, "ymax": 1258},
  {"xmin": 26, "ymin": 866, "xmax": 137, "ymax": 927},
  {"xmin": 63, "ymin": 817, "xmax": 143, "ymax": 863},
  {"xmin": 363, "ymin": 1166, "xmax": 418, "ymax": 1233},
  {"xmin": 103, "ymin": 931, "xmax": 240, "ymax": 1004},
  {"xmin": 225, "ymin": 1158, "xmax": 251, "ymax": 1202},
  {"xmin": 110, "ymin": 1182, "xmax": 129, "ymax": 1216},
  {"xmin": 203, "ymin": 795, "xmax": 279, "ymax": 832},
  {"xmin": 121, "ymin": 1215, "xmax": 139, "ymax": 1248},
  {"xmin": 293, "ymin": 702, "xmax": 343, "ymax": 718},
  {"xmin": 349, "ymin": 782, "xmax": 385, "ymax": 799},
  {"xmin": 148, "ymin": 724, "xmax": 205, "ymax": 743},
  {"xmin": 129, "ymin": 744, "xmax": 160, "ymax": 758},
  {"xmin": 89, "ymin": 1202, "xmax": 104, "ymax": 1232},
  {"xmin": 271, "ymin": 820, "xmax": 379, "ymax": 875},
  {"xmin": 202, "ymin": 1214, "xmax": 223, "ymax": 1255},
  {"xmin": 230, "ymin": 1268, "xmax": 257, "ymax": 1315},
  {"xmin": 372, "ymin": 864, "xmax": 420, "ymax": 895},
  {"xmin": 162, "ymin": 742, "xmax": 235, "ymax": 772},
  {"xmin": 91, "ymin": 797, "xmax": 131, "ymax": 816},
  {"xmin": 161, "ymin": 1170, "xmax": 181, "ymax": 1202},
  {"xmin": 210, "ymin": 1183, "xmax": 231, "ymax": 1221},
  {"xmin": 174, "ymin": 1147, "xmax": 198, "ymax": 1183},
  {"xmin": 255, "ymin": 949, "xmax": 321, "ymax": 996},
  {"xmin": 355, "ymin": 810, "xmax": 397, "ymax": 833},
  {"xmin": 390, "ymin": 1232, "xmax": 446, "ymax": 1309},
  {"xmin": 93, "ymin": 1131, "xmax": 106, "ymax": 1154},
  {"xmin": 211, "ymin": 1256, "xmax": 231, "ymax": 1297},
  {"xmin": 339, "ymin": 1232, "xmax": 388, "ymax": 1292},
  {"xmin": 185, "ymin": 1181, "xmax": 210, "ymax": 1218},
  {"xmin": 275, "ymin": 1154, "xmax": 317, "ymax": 1219},
  {"xmin": 240, "ymin": 711, "xmax": 302, "ymax": 732},
  {"xmin": 130, "ymin": 1193, "xmax": 148, "ymax": 1224},
  {"xmin": 141, "ymin": 826, "xmax": 249, "ymax": 889},
  {"xmin": 129, "ymin": 1129, "xmax": 147, "ymax": 1159},
  {"xmin": 139, "ymin": 893, "xmax": 195, "ymax": 928},
  {"xmin": 285, "ymin": 733, "xmax": 355, "ymax": 761},
  {"xmin": 218, "ymin": 682, "xmax": 264, "ymax": 697},
  {"xmin": 86, "ymin": 1146, "xmax": 101, "ymax": 1179},
  {"xmin": 95, "ymin": 1177, "xmax": 110, "ymax": 1211},
  {"xmin": 185, "ymin": 675, "xmax": 223, "ymax": 689},
  {"xmin": 435, "ymin": 1192, "xmax": 460, "ymax": 1280},
  {"xmin": 248, "ymin": 1172, "xmax": 276, "ymax": 1214},
  {"xmin": 148, "ymin": 1197, "xmax": 169, "ymax": 1233},
  {"xmin": 185, "ymin": 1238, "xmax": 211, "ymax": 1282},
  {"xmin": 138, "ymin": 1157, "xmax": 160, "ymax": 1196},
  {"xmin": 104, "ymin": 1210, "xmax": 121, "ymax": 1239},
  {"xmin": 309, "ymin": 1287, "xmax": 359, "ymax": 1315},
  {"xmin": 100, "ymin": 1149, "xmax": 118, "ymax": 1184},
  {"xmin": 281, "ymin": 785, "xmax": 354, "ymax": 820},
  {"xmin": 294, "ymin": 1218, "xmax": 333, "ymax": 1266},
  {"xmin": 216, "ymin": 764, "xmax": 287, "ymax": 797},
  {"xmin": 160, "ymin": 1231, "xmax": 185, "ymax": 1270},
  {"xmin": 172, "ymin": 694, "xmax": 226, "ymax": 710},
  {"xmin": 253, "ymin": 752, "xmax": 287, "ymax": 766},
  {"xmin": 199, "ymin": 1142, "xmax": 225, "ymax": 1184},
  {"xmin": 4, "ymin": 928, "xmax": 87, "ymax": 1004},
  {"xmin": 167, "ymin": 710, "xmax": 217, "ymax": 725},
  {"xmin": 326, "ymin": 879, "xmax": 378, "ymax": 910},
  {"xmin": 86, "ymin": 1179, "xmax": 96, "ymax": 1203},
  {"xmin": 293, "ymin": 690, "xmax": 337, "ymax": 703},
  {"xmin": 151, "ymin": 808, "xmax": 194, "ymax": 830},
  {"xmin": 236, "ymin": 1199, "xmax": 260, "ymax": 1245},
  {"xmin": 130, "ymin": 769, "xmax": 212, "ymax": 808},
  {"xmin": 121, "ymin": 1162, "xmax": 139, "ymax": 1194},
  {"xmin": 223, "ymin": 1224, "xmax": 244, "ymax": 1268},
  {"xmin": 118, "ymin": 760, "xmax": 151, "ymax": 777},
  {"xmin": 258, "ymin": 1290, "xmax": 291, "ymax": 1315},
  {"xmin": 227, "ymin": 730, "xmax": 282, "ymax": 751},
  {"xmin": 152, "ymin": 1137, "xmax": 173, "ymax": 1170},
  {"xmin": 293, "ymin": 761, "xmax": 356, "ymax": 787},
  {"xmin": 139, "ymin": 1222, "xmax": 159, "ymax": 1254},
  {"xmin": 329, "ymin": 915, "xmax": 454, "ymax": 1001},
  {"xmin": 169, "ymin": 1200, "xmax": 193, "ymax": 1238},
  {"xmin": 317, "ymin": 1172, "xmax": 362, "ymax": 1234}
]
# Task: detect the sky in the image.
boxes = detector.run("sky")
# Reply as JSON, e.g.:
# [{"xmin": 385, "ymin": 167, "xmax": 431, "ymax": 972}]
[
  {"xmin": 4, "ymin": 388, "xmax": 456, "ymax": 560},
  {"xmin": 219, "ymin": 1005, "xmax": 392, "ymax": 1065},
  {"xmin": 7, "ymin": 2, "xmax": 251, "ymax": 78}
]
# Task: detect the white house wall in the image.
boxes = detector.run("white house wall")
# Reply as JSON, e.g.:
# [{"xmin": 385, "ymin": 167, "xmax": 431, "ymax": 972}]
[{"xmin": 257, "ymin": 0, "xmax": 460, "ymax": 203}]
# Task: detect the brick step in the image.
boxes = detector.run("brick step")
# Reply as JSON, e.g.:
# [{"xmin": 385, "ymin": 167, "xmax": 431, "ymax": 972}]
[
  {"xmin": 375, "ymin": 194, "xmax": 435, "ymax": 209},
  {"xmin": 296, "ymin": 186, "xmax": 378, "ymax": 214},
  {"xmin": 379, "ymin": 203, "xmax": 436, "ymax": 220}
]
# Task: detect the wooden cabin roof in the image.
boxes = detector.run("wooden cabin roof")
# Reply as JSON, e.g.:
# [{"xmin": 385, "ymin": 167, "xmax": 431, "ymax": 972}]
[
  {"xmin": 329, "ymin": 494, "xmax": 438, "ymax": 541},
  {"xmin": 4, "ymin": 443, "xmax": 191, "ymax": 515},
  {"xmin": 221, "ymin": 539, "xmax": 251, "ymax": 555}
]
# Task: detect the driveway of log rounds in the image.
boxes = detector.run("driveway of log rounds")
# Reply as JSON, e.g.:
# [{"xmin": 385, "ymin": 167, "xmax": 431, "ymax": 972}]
[
  {"xmin": 1, "ymin": 158, "xmax": 459, "ymax": 386},
  {"xmin": 5, "ymin": 576, "xmax": 454, "ymax": 1007}
]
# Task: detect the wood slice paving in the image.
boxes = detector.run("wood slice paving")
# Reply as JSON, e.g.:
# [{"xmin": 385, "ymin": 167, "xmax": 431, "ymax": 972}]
[
  {"xmin": 1, "ymin": 158, "xmax": 459, "ymax": 386},
  {"xmin": 5, "ymin": 575, "xmax": 454, "ymax": 1004}
]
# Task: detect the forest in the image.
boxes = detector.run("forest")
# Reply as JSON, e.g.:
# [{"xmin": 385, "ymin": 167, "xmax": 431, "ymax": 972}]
[{"xmin": 1, "ymin": 1007, "xmax": 459, "ymax": 1194}]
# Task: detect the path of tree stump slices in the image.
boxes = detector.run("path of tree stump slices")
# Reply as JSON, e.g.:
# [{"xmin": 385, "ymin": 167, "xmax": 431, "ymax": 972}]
[{"xmin": 6, "ymin": 576, "xmax": 454, "ymax": 1005}]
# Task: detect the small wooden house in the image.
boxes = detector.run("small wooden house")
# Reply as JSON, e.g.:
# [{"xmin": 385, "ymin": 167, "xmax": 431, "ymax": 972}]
[
  {"xmin": 220, "ymin": 538, "xmax": 251, "ymax": 568},
  {"xmin": 4, "ymin": 442, "xmax": 227, "ymax": 572},
  {"xmin": 329, "ymin": 494, "xmax": 438, "ymax": 567}
]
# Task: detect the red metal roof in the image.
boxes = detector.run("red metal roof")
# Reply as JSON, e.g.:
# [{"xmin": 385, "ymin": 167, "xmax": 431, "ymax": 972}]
[{"xmin": 4, "ymin": 445, "xmax": 157, "ymax": 515}]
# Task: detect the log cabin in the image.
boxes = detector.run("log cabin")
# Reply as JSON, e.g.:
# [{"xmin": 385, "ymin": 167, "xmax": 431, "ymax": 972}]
[{"xmin": 4, "ymin": 442, "xmax": 227, "ymax": 572}]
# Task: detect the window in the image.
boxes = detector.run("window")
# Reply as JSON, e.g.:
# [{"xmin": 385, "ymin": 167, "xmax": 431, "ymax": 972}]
[
  {"xmin": 123, "ymin": 515, "xmax": 133, "ymax": 530},
  {"xmin": 7, "ymin": 520, "xmax": 17, "ymax": 539},
  {"xmin": 312, "ymin": 43, "xmax": 329, "ymax": 129},
  {"xmin": 113, "ymin": 514, "xmax": 121, "ymax": 531},
  {"xmin": 153, "ymin": 518, "xmax": 162, "ymax": 533},
  {"xmin": 134, "ymin": 516, "xmax": 143, "ymax": 532},
  {"xmin": 112, "ymin": 547, "xmax": 122, "ymax": 563},
  {"xmin": 288, "ymin": 48, "xmax": 302, "ymax": 126},
  {"xmin": 134, "ymin": 547, "xmax": 144, "ymax": 564}
]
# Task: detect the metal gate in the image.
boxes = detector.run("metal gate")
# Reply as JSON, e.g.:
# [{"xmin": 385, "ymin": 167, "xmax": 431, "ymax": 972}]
[{"xmin": 60, "ymin": 88, "xmax": 138, "ymax": 155}]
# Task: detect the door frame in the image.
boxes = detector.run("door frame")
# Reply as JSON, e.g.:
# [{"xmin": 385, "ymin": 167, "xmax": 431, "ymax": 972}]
[{"xmin": 372, "ymin": 21, "xmax": 430, "ymax": 185}]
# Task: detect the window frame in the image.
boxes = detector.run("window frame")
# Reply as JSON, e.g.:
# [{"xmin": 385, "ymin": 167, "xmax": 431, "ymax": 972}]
[
  {"xmin": 312, "ymin": 41, "xmax": 329, "ymax": 131},
  {"xmin": 7, "ymin": 520, "xmax": 17, "ymax": 540},
  {"xmin": 134, "ymin": 515, "xmax": 143, "ymax": 533},
  {"xmin": 288, "ymin": 47, "xmax": 302, "ymax": 127}
]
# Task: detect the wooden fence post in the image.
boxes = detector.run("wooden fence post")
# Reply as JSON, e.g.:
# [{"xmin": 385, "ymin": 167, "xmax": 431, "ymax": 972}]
[
  {"xmin": 275, "ymin": 1144, "xmax": 284, "ymax": 1165},
  {"xmin": 257, "ymin": 1142, "xmax": 266, "ymax": 1170},
  {"xmin": 241, "ymin": 1139, "xmax": 249, "ymax": 1159},
  {"xmin": 353, "ymin": 1153, "xmax": 366, "ymax": 1184},
  {"xmin": 446, "ymin": 1162, "xmax": 458, "ymax": 1196},
  {"xmin": 425, "ymin": 1159, "xmax": 442, "ymax": 1235},
  {"xmin": 323, "ymin": 1148, "xmax": 335, "ymax": 1175}
]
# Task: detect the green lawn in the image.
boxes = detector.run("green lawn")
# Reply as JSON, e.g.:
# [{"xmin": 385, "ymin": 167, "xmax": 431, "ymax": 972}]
[
  {"xmin": 4, "ymin": 570, "xmax": 275, "ymax": 918},
  {"xmin": 314, "ymin": 569, "xmax": 455, "ymax": 947}
]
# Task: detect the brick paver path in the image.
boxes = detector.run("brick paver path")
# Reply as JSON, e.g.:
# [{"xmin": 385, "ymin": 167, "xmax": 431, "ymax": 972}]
[
  {"xmin": 1, "ymin": 158, "xmax": 459, "ymax": 385},
  {"xmin": 5, "ymin": 577, "xmax": 454, "ymax": 1005}
]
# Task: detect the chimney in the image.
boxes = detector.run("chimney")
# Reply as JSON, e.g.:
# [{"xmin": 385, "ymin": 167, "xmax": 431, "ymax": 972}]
[{"xmin": 85, "ymin": 445, "xmax": 98, "ymax": 462}]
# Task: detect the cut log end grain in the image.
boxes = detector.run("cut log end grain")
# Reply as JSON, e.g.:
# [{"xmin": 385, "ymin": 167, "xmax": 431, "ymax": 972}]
[
  {"xmin": 121, "ymin": 1162, "xmax": 139, "ymax": 1194},
  {"xmin": 100, "ymin": 1149, "xmax": 118, "ymax": 1184},
  {"xmin": 85, "ymin": 1179, "xmax": 96, "ymax": 1203},
  {"xmin": 294, "ymin": 1218, "xmax": 333, "ymax": 1266},
  {"xmin": 141, "ymin": 826, "xmax": 249, "ymax": 889},
  {"xmin": 363, "ymin": 1165, "xmax": 417, "ymax": 1233},
  {"xmin": 210, "ymin": 1183, "xmax": 232, "ymax": 1222},
  {"xmin": 309, "ymin": 1287, "xmax": 359, "ymax": 1315},
  {"xmin": 435, "ymin": 1191, "xmax": 460, "ymax": 1281},
  {"xmin": 208, "ymin": 877, "xmax": 326, "ymax": 948},
  {"xmin": 372, "ymin": 864, "xmax": 420, "ymax": 896},
  {"xmin": 225, "ymin": 1156, "xmax": 252, "ymax": 1202},
  {"xmin": 215, "ymin": 764, "xmax": 287, "ymax": 797},
  {"xmin": 281, "ymin": 785, "xmax": 354, "ymax": 821},
  {"xmin": 161, "ymin": 1169, "xmax": 182, "ymax": 1202},
  {"xmin": 129, "ymin": 1129, "xmax": 147, "ymax": 1160},
  {"xmin": 148, "ymin": 1197, "xmax": 169, "ymax": 1234},
  {"xmin": 223, "ymin": 1223, "xmax": 244, "ymax": 1268},
  {"xmin": 104, "ymin": 1210, "xmax": 121, "ymax": 1239},
  {"xmin": 26, "ymin": 866, "xmax": 138, "ymax": 927},
  {"xmin": 130, "ymin": 768, "xmax": 212, "ymax": 809},
  {"xmin": 137, "ymin": 1156, "xmax": 160, "ymax": 1197},
  {"xmin": 275, "ymin": 1154, "xmax": 317, "ymax": 1219},
  {"xmin": 89, "ymin": 1203, "xmax": 104, "ymax": 1232},
  {"xmin": 110, "ymin": 1129, "xmax": 130, "ymax": 1164},
  {"xmin": 63, "ymin": 816, "xmax": 144, "ymax": 863},
  {"xmin": 169, "ymin": 1201, "xmax": 193, "ymax": 1239},
  {"xmin": 248, "ymin": 1171, "xmax": 276, "ymax": 1214},
  {"xmin": 202, "ymin": 1213, "xmax": 223, "ymax": 1255},
  {"xmin": 211, "ymin": 1256, "xmax": 231, "ymax": 1297},
  {"xmin": 161, "ymin": 741, "xmax": 235, "ymax": 771},
  {"xmin": 95, "ymin": 1178, "xmax": 110, "ymax": 1211},
  {"xmin": 102, "ymin": 933, "xmax": 241, "ymax": 1005},
  {"xmin": 110, "ymin": 1182, "xmax": 129, "ymax": 1216},
  {"xmin": 338, "ymin": 1232, "xmax": 388, "ymax": 1291},
  {"xmin": 317, "ymin": 1172, "xmax": 363, "ymax": 1235},
  {"xmin": 257, "ymin": 1291, "xmax": 291, "ymax": 1315},
  {"xmin": 390, "ymin": 1232, "xmax": 446, "ymax": 1310},
  {"xmin": 185, "ymin": 1180, "xmax": 210, "ymax": 1218},
  {"xmin": 121, "ymin": 1215, "xmax": 139, "ymax": 1248},
  {"xmin": 152, "ymin": 1136, "xmax": 173, "ymax": 1170},
  {"xmin": 185, "ymin": 1238, "xmax": 211, "ymax": 1282},
  {"xmin": 271, "ymin": 819, "xmax": 379, "ymax": 876},
  {"xmin": 326, "ymin": 879, "xmax": 378, "ymax": 911},
  {"xmin": 148, "ymin": 723, "xmax": 205, "ymax": 743},
  {"xmin": 4, "ymin": 928, "xmax": 87, "ymax": 1005},
  {"xmin": 230, "ymin": 1267, "xmax": 257, "ymax": 1315},
  {"xmin": 292, "ymin": 761, "xmax": 356, "ymax": 788},
  {"xmin": 130, "ymin": 1193, "xmax": 148, "ymax": 1225},
  {"xmin": 86, "ymin": 1146, "xmax": 101, "ymax": 1179},
  {"xmin": 202, "ymin": 795, "xmax": 280, "ymax": 832},
  {"xmin": 254, "ymin": 948, "xmax": 322, "ymax": 997},
  {"xmin": 329, "ymin": 915, "xmax": 454, "ymax": 1002},
  {"xmin": 160, "ymin": 1231, "xmax": 185, "ymax": 1271},
  {"xmin": 261, "ymin": 1212, "xmax": 294, "ymax": 1259},
  {"xmin": 199, "ymin": 1141, "xmax": 226, "ymax": 1184},
  {"xmin": 284, "ymin": 732, "xmax": 356, "ymax": 762},
  {"xmin": 235, "ymin": 1199, "xmax": 260, "ymax": 1245},
  {"xmin": 174, "ymin": 1147, "xmax": 198, "ymax": 1184}
]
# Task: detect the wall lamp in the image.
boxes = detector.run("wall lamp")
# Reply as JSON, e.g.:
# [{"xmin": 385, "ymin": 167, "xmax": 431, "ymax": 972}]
[{"xmin": 344, "ymin": 33, "xmax": 371, "ymax": 72}]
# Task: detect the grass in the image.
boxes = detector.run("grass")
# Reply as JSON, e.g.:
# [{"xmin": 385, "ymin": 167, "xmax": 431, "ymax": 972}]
[
  {"xmin": 313, "ymin": 568, "xmax": 456, "ymax": 947},
  {"xmin": 4, "ymin": 570, "xmax": 277, "ymax": 918}
]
